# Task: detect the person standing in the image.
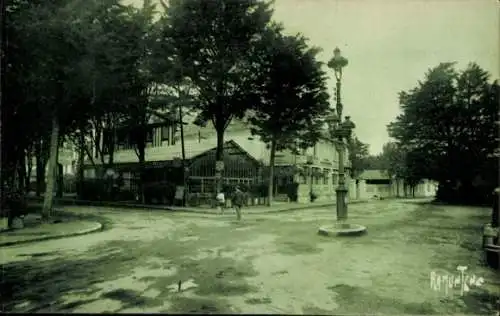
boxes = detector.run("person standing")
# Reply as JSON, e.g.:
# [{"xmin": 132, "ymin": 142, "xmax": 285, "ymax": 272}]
[
  {"xmin": 232, "ymin": 186, "xmax": 245, "ymax": 221},
  {"xmin": 216, "ymin": 191, "xmax": 225, "ymax": 215}
]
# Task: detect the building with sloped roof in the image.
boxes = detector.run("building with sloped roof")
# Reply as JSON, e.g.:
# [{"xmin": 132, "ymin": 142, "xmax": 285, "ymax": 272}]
[{"xmin": 82, "ymin": 109, "xmax": 356, "ymax": 205}]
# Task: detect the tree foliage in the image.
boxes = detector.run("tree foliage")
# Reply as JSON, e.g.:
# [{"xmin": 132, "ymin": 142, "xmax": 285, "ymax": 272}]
[
  {"xmin": 3, "ymin": 0, "xmax": 162, "ymax": 217},
  {"xmin": 388, "ymin": 62, "xmax": 499, "ymax": 204},
  {"xmin": 347, "ymin": 136, "xmax": 370, "ymax": 179},
  {"xmin": 378, "ymin": 142, "xmax": 406, "ymax": 178},
  {"xmin": 158, "ymin": 0, "xmax": 274, "ymax": 173},
  {"xmin": 247, "ymin": 29, "xmax": 330, "ymax": 205}
]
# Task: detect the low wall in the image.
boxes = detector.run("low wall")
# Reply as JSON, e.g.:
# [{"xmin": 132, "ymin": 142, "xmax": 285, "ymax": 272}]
[{"xmin": 296, "ymin": 183, "xmax": 352, "ymax": 203}]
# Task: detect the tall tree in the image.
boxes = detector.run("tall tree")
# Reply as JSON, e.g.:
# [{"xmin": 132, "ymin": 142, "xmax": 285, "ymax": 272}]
[
  {"xmin": 6, "ymin": 0, "xmax": 93, "ymax": 219},
  {"xmin": 65, "ymin": 0, "xmax": 146, "ymax": 195},
  {"xmin": 248, "ymin": 29, "xmax": 330, "ymax": 206},
  {"xmin": 388, "ymin": 62, "xmax": 498, "ymax": 204},
  {"xmin": 151, "ymin": 4, "xmax": 199, "ymax": 204},
  {"xmin": 159, "ymin": 0, "xmax": 275, "ymax": 192},
  {"xmin": 121, "ymin": 0, "xmax": 165, "ymax": 203},
  {"xmin": 5, "ymin": 0, "xmax": 154, "ymax": 217},
  {"xmin": 378, "ymin": 142, "xmax": 407, "ymax": 196},
  {"xmin": 347, "ymin": 136, "xmax": 370, "ymax": 180}
]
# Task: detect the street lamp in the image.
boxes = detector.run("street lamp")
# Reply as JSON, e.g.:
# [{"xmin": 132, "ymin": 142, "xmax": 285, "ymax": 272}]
[
  {"xmin": 327, "ymin": 47, "xmax": 356, "ymax": 223},
  {"xmin": 318, "ymin": 47, "xmax": 364, "ymax": 236},
  {"xmin": 328, "ymin": 47, "xmax": 348, "ymax": 122}
]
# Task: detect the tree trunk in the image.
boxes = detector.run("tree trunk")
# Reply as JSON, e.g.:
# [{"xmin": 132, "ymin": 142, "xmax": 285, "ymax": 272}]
[
  {"xmin": 94, "ymin": 125, "xmax": 101, "ymax": 160},
  {"xmin": 215, "ymin": 128, "xmax": 224, "ymax": 193},
  {"xmin": 25, "ymin": 148, "xmax": 33, "ymax": 193},
  {"xmin": 267, "ymin": 138, "xmax": 277, "ymax": 207},
  {"xmin": 55, "ymin": 139, "xmax": 62, "ymax": 198},
  {"xmin": 396, "ymin": 179, "xmax": 400, "ymax": 197},
  {"xmin": 77, "ymin": 129, "xmax": 85, "ymax": 198},
  {"xmin": 139, "ymin": 149, "xmax": 145, "ymax": 204},
  {"xmin": 56, "ymin": 163, "xmax": 63, "ymax": 198},
  {"xmin": 35, "ymin": 141, "xmax": 45, "ymax": 196},
  {"xmin": 412, "ymin": 186, "xmax": 415, "ymax": 198},
  {"xmin": 17, "ymin": 150, "xmax": 26, "ymax": 193},
  {"xmin": 355, "ymin": 179, "xmax": 360, "ymax": 200},
  {"xmin": 42, "ymin": 115, "xmax": 60, "ymax": 221},
  {"xmin": 179, "ymin": 103, "xmax": 187, "ymax": 206},
  {"xmin": 106, "ymin": 126, "xmax": 117, "ymax": 199},
  {"xmin": 109, "ymin": 126, "xmax": 116, "ymax": 166},
  {"xmin": 137, "ymin": 128, "xmax": 146, "ymax": 204}
]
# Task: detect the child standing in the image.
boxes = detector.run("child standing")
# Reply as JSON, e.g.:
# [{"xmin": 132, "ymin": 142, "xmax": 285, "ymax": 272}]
[{"xmin": 216, "ymin": 191, "xmax": 225, "ymax": 215}]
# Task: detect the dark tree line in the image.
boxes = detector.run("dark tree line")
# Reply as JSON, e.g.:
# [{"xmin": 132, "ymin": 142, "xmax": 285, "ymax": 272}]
[
  {"xmin": 2, "ymin": 0, "xmax": 334, "ymax": 221},
  {"xmin": 387, "ymin": 63, "xmax": 498, "ymax": 204}
]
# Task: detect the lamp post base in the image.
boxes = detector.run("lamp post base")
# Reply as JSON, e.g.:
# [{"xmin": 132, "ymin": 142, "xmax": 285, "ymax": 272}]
[
  {"xmin": 318, "ymin": 223, "xmax": 367, "ymax": 237},
  {"xmin": 336, "ymin": 187, "xmax": 348, "ymax": 221},
  {"xmin": 317, "ymin": 186, "xmax": 366, "ymax": 237}
]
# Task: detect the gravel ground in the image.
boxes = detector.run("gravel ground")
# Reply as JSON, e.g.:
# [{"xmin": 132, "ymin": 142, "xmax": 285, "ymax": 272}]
[{"xmin": 0, "ymin": 200, "xmax": 498, "ymax": 314}]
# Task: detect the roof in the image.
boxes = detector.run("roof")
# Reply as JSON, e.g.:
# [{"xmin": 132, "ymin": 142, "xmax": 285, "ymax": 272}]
[
  {"xmin": 157, "ymin": 137, "xmax": 220, "ymax": 160},
  {"xmin": 145, "ymin": 135, "xmax": 263, "ymax": 165},
  {"xmin": 358, "ymin": 169, "xmax": 391, "ymax": 180},
  {"xmin": 187, "ymin": 139, "xmax": 260, "ymax": 164},
  {"xmin": 181, "ymin": 117, "xmax": 249, "ymax": 140}
]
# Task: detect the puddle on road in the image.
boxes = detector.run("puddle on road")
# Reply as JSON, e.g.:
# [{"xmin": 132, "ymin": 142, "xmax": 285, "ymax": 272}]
[{"xmin": 179, "ymin": 236, "xmax": 200, "ymax": 242}]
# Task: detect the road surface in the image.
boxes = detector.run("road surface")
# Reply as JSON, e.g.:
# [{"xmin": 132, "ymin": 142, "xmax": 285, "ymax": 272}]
[{"xmin": 1, "ymin": 200, "xmax": 498, "ymax": 314}]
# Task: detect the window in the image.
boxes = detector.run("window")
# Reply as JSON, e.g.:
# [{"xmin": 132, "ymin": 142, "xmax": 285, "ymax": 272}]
[
  {"xmin": 323, "ymin": 170, "xmax": 329, "ymax": 185},
  {"xmin": 312, "ymin": 167, "xmax": 320, "ymax": 185},
  {"xmin": 332, "ymin": 174, "xmax": 338, "ymax": 186}
]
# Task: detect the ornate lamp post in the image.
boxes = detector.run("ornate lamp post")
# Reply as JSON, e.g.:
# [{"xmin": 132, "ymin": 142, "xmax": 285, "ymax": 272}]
[
  {"xmin": 327, "ymin": 47, "xmax": 355, "ymax": 222},
  {"xmin": 318, "ymin": 47, "xmax": 364, "ymax": 236}
]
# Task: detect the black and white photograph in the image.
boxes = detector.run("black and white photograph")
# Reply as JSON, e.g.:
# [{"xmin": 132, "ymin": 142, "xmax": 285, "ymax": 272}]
[{"xmin": 1, "ymin": 0, "xmax": 499, "ymax": 314}]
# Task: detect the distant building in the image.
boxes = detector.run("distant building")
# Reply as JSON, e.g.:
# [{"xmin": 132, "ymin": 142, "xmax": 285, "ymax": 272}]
[
  {"xmin": 83, "ymin": 110, "xmax": 357, "ymax": 204},
  {"xmin": 357, "ymin": 169, "xmax": 438, "ymax": 199}
]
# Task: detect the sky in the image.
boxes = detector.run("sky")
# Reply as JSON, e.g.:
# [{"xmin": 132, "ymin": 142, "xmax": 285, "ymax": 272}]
[
  {"xmin": 126, "ymin": 0, "xmax": 499, "ymax": 155},
  {"xmin": 270, "ymin": 0, "xmax": 499, "ymax": 154}
]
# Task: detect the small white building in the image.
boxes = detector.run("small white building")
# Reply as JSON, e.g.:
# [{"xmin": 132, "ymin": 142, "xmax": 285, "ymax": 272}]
[{"xmin": 358, "ymin": 169, "xmax": 438, "ymax": 199}]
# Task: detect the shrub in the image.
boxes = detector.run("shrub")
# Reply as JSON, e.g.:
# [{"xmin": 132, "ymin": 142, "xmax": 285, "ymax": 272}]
[
  {"xmin": 1, "ymin": 188, "xmax": 28, "ymax": 226},
  {"xmin": 80, "ymin": 179, "xmax": 108, "ymax": 201},
  {"xmin": 187, "ymin": 193, "xmax": 201, "ymax": 207},
  {"xmin": 310, "ymin": 191, "xmax": 318, "ymax": 202},
  {"xmin": 144, "ymin": 181, "xmax": 176, "ymax": 205},
  {"xmin": 63, "ymin": 175, "xmax": 77, "ymax": 193},
  {"xmin": 29, "ymin": 181, "xmax": 46, "ymax": 194},
  {"xmin": 249, "ymin": 182, "xmax": 268, "ymax": 198},
  {"xmin": 116, "ymin": 190, "xmax": 136, "ymax": 202},
  {"xmin": 286, "ymin": 182, "xmax": 299, "ymax": 202}
]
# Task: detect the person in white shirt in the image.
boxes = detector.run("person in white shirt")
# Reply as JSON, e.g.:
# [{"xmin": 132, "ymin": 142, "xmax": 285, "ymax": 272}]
[{"xmin": 216, "ymin": 191, "xmax": 225, "ymax": 214}]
